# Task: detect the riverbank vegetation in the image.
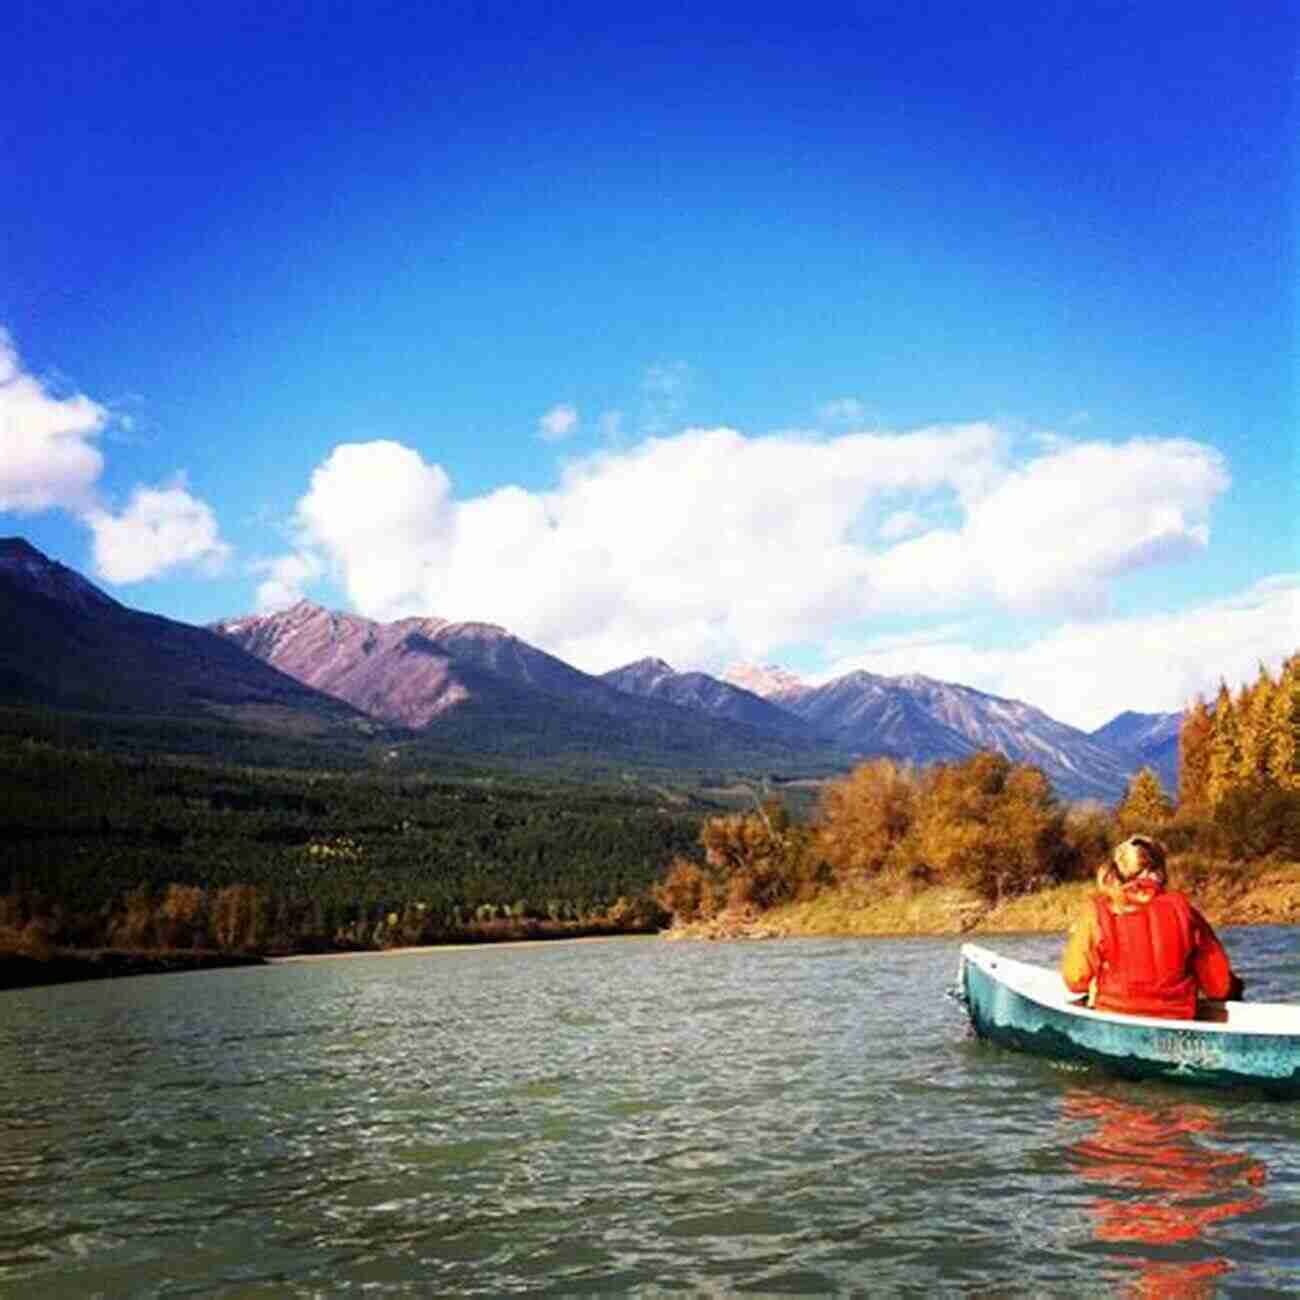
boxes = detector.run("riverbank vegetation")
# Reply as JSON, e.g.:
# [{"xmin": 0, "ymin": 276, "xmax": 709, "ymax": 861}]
[
  {"xmin": 0, "ymin": 726, "xmax": 707, "ymax": 976},
  {"xmin": 3, "ymin": 656, "xmax": 1296, "ymax": 983},
  {"xmin": 656, "ymin": 656, "xmax": 1300, "ymax": 939}
]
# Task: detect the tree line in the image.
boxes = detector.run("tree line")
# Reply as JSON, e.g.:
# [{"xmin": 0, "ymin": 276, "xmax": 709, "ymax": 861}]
[
  {"xmin": 655, "ymin": 654, "xmax": 1300, "ymax": 926},
  {"xmin": 0, "ymin": 734, "xmax": 701, "ymax": 956}
]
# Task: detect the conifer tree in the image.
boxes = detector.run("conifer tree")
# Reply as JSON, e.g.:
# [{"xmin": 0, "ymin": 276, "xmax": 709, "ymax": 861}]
[
  {"xmin": 1178, "ymin": 695, "xmax": 1213, "ymax": 814},
  {"xmin": 1269, "ymin": 653, "xmax": 1300, "ymax": 792},
  {"xmin": 1117, "ymin": 766, "xmax": 1173, "ymax": 831},
  {"xmin": 1206, "ymin": 681, "xmax": 1240, "ymax": 808},
  {"xmin": 1239, "ymin": 665, "xmax": 1279, "ymax": 783}
]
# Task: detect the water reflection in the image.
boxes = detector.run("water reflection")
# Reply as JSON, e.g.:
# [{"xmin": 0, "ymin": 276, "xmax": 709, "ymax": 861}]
[{"xmin": 1063, "ymin": 1087, "xmax": 1267, "ymax": 1298}]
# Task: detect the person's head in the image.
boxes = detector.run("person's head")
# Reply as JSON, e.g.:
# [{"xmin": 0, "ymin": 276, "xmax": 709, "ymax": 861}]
[{"xmin": 1096, "ymin": 834, "xmax": 1167, "ymax": 906}]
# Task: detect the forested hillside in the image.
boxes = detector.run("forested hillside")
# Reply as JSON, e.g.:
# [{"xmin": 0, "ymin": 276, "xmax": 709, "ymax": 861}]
[{"xmin": 0, "ymin": 728, "xmax": 708, "ymax": 956}]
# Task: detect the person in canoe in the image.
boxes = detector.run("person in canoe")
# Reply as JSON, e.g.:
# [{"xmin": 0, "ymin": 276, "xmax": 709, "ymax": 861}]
[{"xmin": 1061, "ymin": 834, "xmax": 1244, "ymax": 1018}]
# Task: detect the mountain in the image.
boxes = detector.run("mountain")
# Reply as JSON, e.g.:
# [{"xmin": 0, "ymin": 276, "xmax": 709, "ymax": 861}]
[
  {"xmin": 724, "ymin": 661, "xmax": 1133, "ymax": 801},
  {"xmin": 0, "ymin": 538, "xmax": 365, "ymax": 730},
  {"xmin": 1090, "ymin": 710, "xmax": 1182, "ymax": 796},
  {"xmin": 212, "ymin": 604, "xmax": 844, "ymax": 772},
  {"xmin": 722, "ymin": 663, "xmax": 807, "ymax": 700},
  {"xmin": 601, "ymin": 658, "xmax": 823, "ymax": 741},
  {"xmin": 214, "ymin": 603, "xmax": 467, "ymax": 727},
  {"xmin": 1090, "ymin": 710, "xmax": 1182, "ymax": 754},
  {"xmin": 2, "ymin": 537, "xmax": 1179, "ymax": 799}
]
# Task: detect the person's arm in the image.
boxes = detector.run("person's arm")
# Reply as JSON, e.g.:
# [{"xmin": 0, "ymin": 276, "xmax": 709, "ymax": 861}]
[
  {"xmin": 1061, "ymin": 904, "xmax": 1100, "ymax": 994},
  {"xmin": 1190, "ymin": 908, "xmax": 1243, "ymax": 1000}
]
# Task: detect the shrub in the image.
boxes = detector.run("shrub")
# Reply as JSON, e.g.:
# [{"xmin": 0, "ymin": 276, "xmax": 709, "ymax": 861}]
[
  {"xmin": 1213, "ymin": 780, "xmax": 1300, "ymax": 860},
  {"xmin": 653, "ymin": 856, "xmax": 719, "ymax": 924}
]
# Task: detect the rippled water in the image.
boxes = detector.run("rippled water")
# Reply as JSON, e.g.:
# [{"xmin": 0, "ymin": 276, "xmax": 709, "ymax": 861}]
[{"xmin": 2, "ymin": 927, "xmax": 1297, "ymax": 1297}]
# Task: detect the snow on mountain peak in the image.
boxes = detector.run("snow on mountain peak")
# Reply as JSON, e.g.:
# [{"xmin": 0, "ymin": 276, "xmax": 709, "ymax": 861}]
[{"xmin": 722, "ymin": 663, "xmax": 806, "ymax": 698}]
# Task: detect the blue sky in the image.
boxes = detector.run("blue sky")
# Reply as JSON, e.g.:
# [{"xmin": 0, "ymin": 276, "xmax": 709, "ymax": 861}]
[{"xmin": 3, "ymin": 1, "xmax": 1295, "ymax": 729}]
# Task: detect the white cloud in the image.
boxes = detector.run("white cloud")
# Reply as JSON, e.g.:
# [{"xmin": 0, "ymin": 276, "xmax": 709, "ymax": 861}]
[
  {"xmin": 85, "ymin": 481, "xmax": 232, "ymax": 583},
  {"xmin": 0, "ymin": 330, "xmax": 233, "ymax": 585},
  {"xmin": 869, "ymin": 438, "xmax": 1228, "ymax": 615},
  {"xmin": 817, "ymin": 575, "xmax": 1300, "ymax": 731},
  {"xmin": 291, "ymin": 440, "xmax": 455, "ymax": 616},
  {"xmin": 265, "ymin": 422, "xmax": 1236, "ymax": 697},
  {"xmin": 0, "ymin": 330, "xmax": 107, "ymax": 513},
  {"xmin": 253, "ymin": 551, "xmax": 323, "ymax": 611},
  {"xmin": 538, "ymin": 403, "xmax": 579, "ymax": 443}
]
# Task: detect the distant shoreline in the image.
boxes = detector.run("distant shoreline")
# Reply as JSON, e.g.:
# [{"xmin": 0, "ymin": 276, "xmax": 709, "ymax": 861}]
[
  {"xmin": 0, "ymin": 948, "xmax": 266, "ymax": 992},
  {"xmin": 270, "ymin": 933, "xmax": 649, "ymax": 963},
  {"xmin": 0, "ymin": 933, "xmax": 653, "ymax": 991},
  {"xmin": 6, "ymin": 865, "xmax": 1296, "ymax": 990}
]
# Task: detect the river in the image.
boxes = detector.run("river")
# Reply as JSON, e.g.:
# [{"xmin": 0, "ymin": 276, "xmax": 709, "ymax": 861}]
[{"xmin": 2, "ymin": 927, "xmax": 1297, "ymax": 1296}]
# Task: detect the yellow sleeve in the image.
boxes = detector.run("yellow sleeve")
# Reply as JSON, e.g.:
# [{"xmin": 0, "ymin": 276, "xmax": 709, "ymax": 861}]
[{"xmin": 1061, "ymin": 903, "xmax": 1099, "ymax": 993}]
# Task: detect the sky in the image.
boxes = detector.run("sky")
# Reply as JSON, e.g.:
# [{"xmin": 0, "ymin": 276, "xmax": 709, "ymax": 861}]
[{"xmin": 3, "ymin": 1, "xmax": 1296, "ymax": 731}]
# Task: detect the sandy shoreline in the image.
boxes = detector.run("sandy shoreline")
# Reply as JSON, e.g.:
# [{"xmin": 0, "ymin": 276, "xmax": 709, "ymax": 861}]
[{"xmin": 269, "ymin": 933, "xmax": 652, "ymax": 963}]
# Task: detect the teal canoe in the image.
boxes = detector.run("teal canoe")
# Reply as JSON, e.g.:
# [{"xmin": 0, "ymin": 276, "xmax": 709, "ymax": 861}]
[{"xmin": 957, "ymin": 943, "xmax": 1300, "ymax": 1098}]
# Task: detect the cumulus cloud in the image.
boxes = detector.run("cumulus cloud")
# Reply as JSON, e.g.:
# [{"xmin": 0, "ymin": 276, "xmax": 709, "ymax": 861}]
[
  {"xmin": 538, "ymin": 403, "xmax": 579, "ymax": 443},
  {"xmin": 264, "ymin": 422, "xmax": 1235, "ymax": 696},
  {"xmin": 817, "ymin": 576, "xmax": 1300, "ymax": 731},
  {"xmin": 0, "ymin": 329, "xmax": 107, "ymax": 513},
  {"xmin": 870, "ymin": 438, "xmax": 1227, "ymax": 615},
  {"xmin": 85, "ymin": 481, "xmax": 232, "ymax": 583},
  {"xmin": 291, "ymin": 440, "xmax": 455, "ymax": 616},
  {"xmin": 0, "ymin": 330, "xmax": 232, "ymax": 584},
  {"xmin": 253, "ymin": 550, "xmax": 323, "ymax": 612}
]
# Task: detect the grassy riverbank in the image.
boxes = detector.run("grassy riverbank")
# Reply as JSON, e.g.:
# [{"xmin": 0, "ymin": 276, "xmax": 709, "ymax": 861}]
[{"xmin": 664, "ymin": 860, "xmax": 1300, "ymax": 941}]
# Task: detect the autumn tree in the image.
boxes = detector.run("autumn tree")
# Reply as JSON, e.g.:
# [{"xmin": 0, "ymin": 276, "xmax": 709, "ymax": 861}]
[
  {"xmin": 813, "ymin": 758, "xmax": 916, "ymax": 887},
  {"xmin": 1177, "ymin": 695, "xmax": 1213, "ymax": 815},
  {"xmin": 1205, "ymin": 682, "xmax": 1240, "ymax": 808},
  {"xmin": 157, "ymin": 884, "xmax": 208, "ymax": 949},
  {"xmin": 653, "ymin": 857, "xmax": 718, "ymax": 924},
  {"xmin": 212, "ymin": 884, "xmax": 265, "ymax": 951},
  {"xmin": 907, "ymin": 752, "xmax": 1071, "ymax": 903},
  {"xmin": 1240, "ymin": 667, "xmax": 1280, "ymax": 783},
  {"xmin": 699, "ymin": 801, "xmax": 817, "ymax": 911},
  {"xmin": 1267, "ymin": 653, "xmax": 1300, "ymax": 791},
  {"xmin": 1117, "ymin": 766, "xmax": 1173, "ymax": 833}
]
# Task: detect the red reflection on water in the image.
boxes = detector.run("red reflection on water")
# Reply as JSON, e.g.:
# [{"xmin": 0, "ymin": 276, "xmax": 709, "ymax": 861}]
[{"xmin": 1063, "ymin": 1088, "xmax": 1267, "ymax": 1299}]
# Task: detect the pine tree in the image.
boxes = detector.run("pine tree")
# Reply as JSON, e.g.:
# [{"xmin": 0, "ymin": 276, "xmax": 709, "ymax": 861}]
[
  {"xmin": 1268, "ymin": 653, "xmax": 1300, "ymax": 792},
  {"xmin": 1178, "ymin": 695, "xmax": 1213, "ymax": 814},
  {"xmin": 1239, "ymin": 665, "xmax": 1279, "ymax": 783},
  {"xmin": 1117, "ymin": 766, "xmax": 1173, "ymax": 831},
  {"xmin": 1206, "ymin": 681, "xmax": 1240, "ymax": 808}
]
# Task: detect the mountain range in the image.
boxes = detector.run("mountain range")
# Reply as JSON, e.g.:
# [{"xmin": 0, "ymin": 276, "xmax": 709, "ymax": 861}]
[
  {"xmin": 1, "ymin": 536, "xmax": 1182, "ymax": 800},
  {"xmin": 0, "ymin": 538, "xmax": 363, "ymax": 732}
]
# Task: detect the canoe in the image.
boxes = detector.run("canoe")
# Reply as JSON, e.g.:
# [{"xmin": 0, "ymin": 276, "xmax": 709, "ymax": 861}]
[{"xmin": 957, "ymin": 943, "xmax": 1300, "ymax": 1098}]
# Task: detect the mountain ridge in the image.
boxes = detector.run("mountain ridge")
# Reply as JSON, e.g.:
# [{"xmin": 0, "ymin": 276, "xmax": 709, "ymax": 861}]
[
  {"xmin": 0, "ymin": 539, "xmax": 1184, "ymax": 799},
  {"xmin": 0, "ymin": 538, "xmax": 366, "ymax": 729}
]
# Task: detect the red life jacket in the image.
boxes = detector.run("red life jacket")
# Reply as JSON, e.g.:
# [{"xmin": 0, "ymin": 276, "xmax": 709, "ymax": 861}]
[{"xmin": 1091, "ymin": 890, "xmax": 1198, "ymax": 1019}]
